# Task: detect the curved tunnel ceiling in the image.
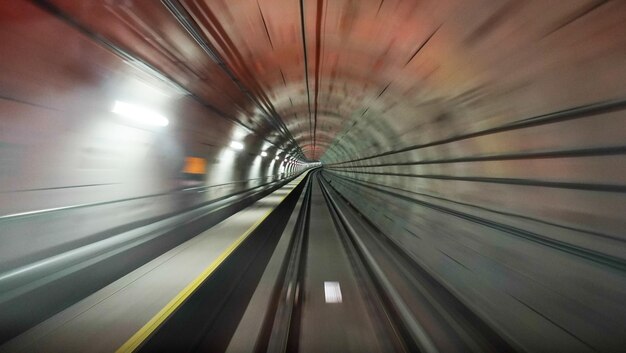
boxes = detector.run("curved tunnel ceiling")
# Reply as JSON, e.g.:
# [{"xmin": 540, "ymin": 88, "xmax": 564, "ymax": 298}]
[
  {"xmin": 34, "ymin": 0, "xmax": 626, "ymax": 163},
  {"xmin": 173, "ymin": 0, "xmax": 447, "ymax": 160}
]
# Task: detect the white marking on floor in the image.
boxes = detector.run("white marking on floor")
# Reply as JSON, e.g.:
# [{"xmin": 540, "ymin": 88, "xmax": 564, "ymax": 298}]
[{"xmin": 324, "ymin": 281, "xmax": 342, "ymax": 303}]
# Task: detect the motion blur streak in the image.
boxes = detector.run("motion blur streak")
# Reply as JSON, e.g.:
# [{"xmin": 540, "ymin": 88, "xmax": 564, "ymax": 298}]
[{"xmin": 0, "ymin": 0, "xmax": 625, "ymax": 352}]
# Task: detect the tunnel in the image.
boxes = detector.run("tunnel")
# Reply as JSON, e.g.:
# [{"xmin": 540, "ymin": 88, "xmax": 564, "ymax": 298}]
[{"xmin": 1, "ymin": 1, "xmax": 625, "ymax": 352}]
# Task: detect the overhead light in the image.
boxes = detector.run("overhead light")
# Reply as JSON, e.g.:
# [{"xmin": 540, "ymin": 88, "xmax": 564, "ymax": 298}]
[
  {"xmin": 112, "ymin": 101, "xmax": 169, "ymax": 127},
  {"xmin": 275, "ymin": 156, "xmax": 280, "ymax": 160},
  {"xmin": 230, "ymin": 141, "xmax": 244, "ymax": 150},
  {"xmin": 261, "ymin": 151, "xmax": 268, "ymax": 157}
]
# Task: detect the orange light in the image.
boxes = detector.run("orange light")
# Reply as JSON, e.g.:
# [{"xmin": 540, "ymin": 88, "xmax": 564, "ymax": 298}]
[{"xmin": 182, "ymin": 157, "xmax": 206, "ymax": 174}]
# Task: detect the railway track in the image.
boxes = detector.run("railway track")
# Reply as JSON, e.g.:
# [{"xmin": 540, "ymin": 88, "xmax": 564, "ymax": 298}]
[{"xmin": 134, "ymin": 170, "xmax": 516, "ymax": 352}]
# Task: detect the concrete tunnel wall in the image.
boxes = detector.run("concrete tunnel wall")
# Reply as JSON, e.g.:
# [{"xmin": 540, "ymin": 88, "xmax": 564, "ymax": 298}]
[
  {"xmin": 0, "ymin": 19, "xmax": 308, "ymax": 336},
  {"xmin": 1, "ymin": 0, "xmax": 626, "ymax": 350},
  {"xmin": 0, "ymin": 101, "xmax": 304, "ymax": 272},
  {"xmin": 0, "ymin": 1, "xmax": 309, "ymax": 275},
  {"xmin": 317, "ymin": 3, "xmax": 626, "ymax": 348}
]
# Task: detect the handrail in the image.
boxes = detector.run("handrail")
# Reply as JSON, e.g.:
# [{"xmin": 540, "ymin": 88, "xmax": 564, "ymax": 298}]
[
  {"xmin": 0, "ymin": 172, "xmax": 305, "ymax": 300},
  {"xmin": 0, "ymin": 172, "xmax": 301, "ymax": 221}
]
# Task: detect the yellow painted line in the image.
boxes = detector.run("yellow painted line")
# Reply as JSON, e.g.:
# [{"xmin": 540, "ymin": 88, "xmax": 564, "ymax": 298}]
[{"xmin": 116, "ymin": 174, "xmax": 308, "ymax": 353}]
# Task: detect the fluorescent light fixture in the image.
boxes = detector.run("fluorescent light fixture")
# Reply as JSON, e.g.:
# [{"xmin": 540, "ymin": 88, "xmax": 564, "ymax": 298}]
[
  {"xmin": 275, "ymin": 156, "xmax": 280, "ymax": 160},
  {"xmin": 112, "ymin": 101, "xmax": 168, "ymax": 127},
  {"xmin": 261, "ymin": 151, "xmax": 268, "ymax": 157},
  {"xmin": 230, "ymin": 141, "xmax": 244, "ymax": 150}
]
